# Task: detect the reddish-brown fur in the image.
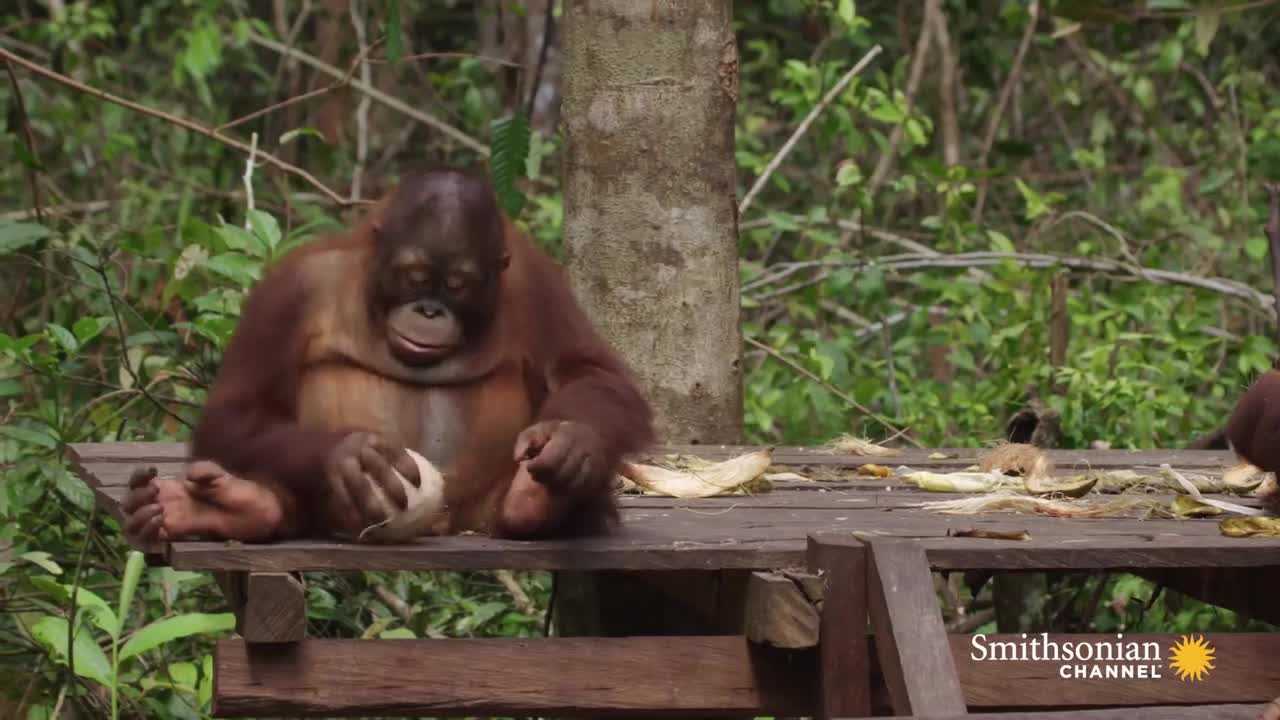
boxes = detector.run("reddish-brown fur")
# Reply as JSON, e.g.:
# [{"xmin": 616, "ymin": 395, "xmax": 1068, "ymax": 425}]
[
  {"xmin": 1225, "ymin": 369, "xmax": 1280, "ymax": 515},
  {"xmin": 126, "ymin": 170, "xmax": 654, "ymax": 542}
]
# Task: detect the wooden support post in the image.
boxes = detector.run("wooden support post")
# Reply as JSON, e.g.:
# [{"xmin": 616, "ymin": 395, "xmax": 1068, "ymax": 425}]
[
  {"xmin": 867, "ymin": 539, "xmax": 966, "ymax": 717},
  {"xmin": 214, "ymin": 570, "xmax": 305, "ymax": 643},
  {"xmin": 806, "ymin": 534, "xmax": 871, "ymax": 720}
]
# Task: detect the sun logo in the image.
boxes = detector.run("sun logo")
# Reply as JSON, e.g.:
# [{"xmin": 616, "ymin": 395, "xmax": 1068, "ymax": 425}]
[{"xmin": 1168, "ymin": 634, "xmax": 1216, "ymax": 682}]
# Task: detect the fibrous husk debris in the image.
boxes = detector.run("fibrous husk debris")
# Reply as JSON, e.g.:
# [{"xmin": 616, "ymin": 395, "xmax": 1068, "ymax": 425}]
[
  {"xmin": 1219, "ymin": 516, "xmax": 1280, "ymax": 538},
  {"xmin": 620, "ymin": 448, "xmax": 774, "ymax": 498},
  {"xmin": 826, "ymin": 434, "xmax": 902, "ymax": 457},
  {"xmin": 912, "ymin": 493, "xmax": 1169, "ymax": 519}
]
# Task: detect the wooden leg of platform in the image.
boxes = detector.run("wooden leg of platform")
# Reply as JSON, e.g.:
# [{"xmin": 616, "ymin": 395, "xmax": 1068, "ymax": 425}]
[
  {"xmin": 806, "ymin": 535, "xmax": 871, "ymax": 720},
  {"xmin": 214, "ymin": 570, "xmax": 305, "ymax": 643},
  {"xmin": 867, "ymin": 538, "xmax": 967, "ymax": 717}
]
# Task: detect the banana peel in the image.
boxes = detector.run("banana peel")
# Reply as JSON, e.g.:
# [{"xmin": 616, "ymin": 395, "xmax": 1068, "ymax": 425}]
[{"xmin": 621, "ymin": 448, "xmax": 774, "ymax": 498}]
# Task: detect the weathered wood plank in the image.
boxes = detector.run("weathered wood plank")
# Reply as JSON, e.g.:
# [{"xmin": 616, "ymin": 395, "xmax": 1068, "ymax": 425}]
[
  {"xmin": 743, "ymin": 570, "xmax": 820, "ymax": 649},
  {"xmin": 918, "ymin": 536, "xmax": 1280, "ymax": 570},
  {"xmin": 867, "ymin": 539, "xmax": 966, "ymax": 717},
  {"xmin": 806, "ymin": 535, "xmax": 871, "ymax": 720},
  {"xmin": 860, "ymin": 705, "xmax": 1267, "ymax": 720},
  {"xmin": 66, "ymin": 441, "xmax": 1236, "ymax": 469},
  {"xmin": 242, "ymin": 572, "xmax": 306, "ymax": 643},
  {"xmin": 162, "ymin": 522, "xmax": 1280, "ymax": 572},
  {"xmin": 212, "ymin": 636, "xmax": 814, "ymax": 717},
  {"xmin": 953, "ymin": 633, "xmax": 1280, "ymax": 708}
]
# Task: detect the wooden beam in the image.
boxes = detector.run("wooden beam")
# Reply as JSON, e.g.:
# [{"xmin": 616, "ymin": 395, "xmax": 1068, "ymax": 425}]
[
  {"xmin": 917, "ymin": 536, "xmax": 1280, "ymax": 570},
  {"xmin": 241, "ymin": 572, "xmax": 305, "ymax": 642},
  {"xmin": 806, "ymin": 535, "xmax": 871, "ymax": 719},
  {"xmin": 743, "ymin": 570, "xmax": 821, "ymax": 649},
  {"xmin": 867, "ymin": 539, "xmax": 966, "ymax": 717},
  {"xmin": 850, "ymin": 704, "xmax": 1268, "ymax": 719},
  {"xmin": 953, "ymin": 632, "xmax": 1280, "ymax": 708},
  {"xmin": 212, "ymin": 636, "xmax": 813, "ymax": 718}
]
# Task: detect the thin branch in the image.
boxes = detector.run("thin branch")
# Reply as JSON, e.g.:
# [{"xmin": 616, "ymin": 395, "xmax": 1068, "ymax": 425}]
[
  {"xmin": 494, "ymin": 570, "xmax": 540, "ymax": 617},
  {"xmin": 524, "ymin": 0, "xmax": 556, "ymax": 118},
  {"xmin": 241, "ymin": 131, "xmax": 258, "ymax": 225},
  {"xmin": 928, "ymin": 0, "xmax": 960, "ymax": 167},
  {"xmin": 738, "ymin": 44, "xmax": 883, "ymax": 217},
  {"xmin": 371, "ymin": 51, "xmax": 521, "ymax": 67},
  {"xmin": 972, "ymin": 0, "xmax": 1039, "ymax": 224},
  {"xmin": 3, "ymin": 56, "xmax": 44, "ymax": 223},
  {"xmin": 744, "ymin": 335, "xmax": 921, "ymax": 447},
  {"xmin": 0, "ymin": 47, "xmax": 351, "ymax": 206},
  {"xmin": 84, "ymin": 252, "xmax": 193, "ymax": 430},
  {"xmin": 248, "ymin": 32, "xmax": 490, "ymax": 156},
  {"xmin": 746, "ymin": 251, "xmax": 1275, "ymax": 318},
  {"xmin": 866, "ymin": 2, "xmax": 935, "ymax": 196},
  {"xmin": 349, "ymin": 1, "xmax": 373, "ymax": 202},
  {"xmin": 216, "ymin": 35, "xmax": 385, "ymax": 133},
  {"xmin": 1265, "ymin": 183, "xmax": 1280, "ymax": 345}
]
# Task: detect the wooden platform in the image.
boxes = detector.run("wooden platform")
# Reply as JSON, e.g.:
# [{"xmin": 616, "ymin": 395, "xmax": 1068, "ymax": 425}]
[{"xmin": 67, "ymin": 442, "xmax": 1280, "ymax": 718}]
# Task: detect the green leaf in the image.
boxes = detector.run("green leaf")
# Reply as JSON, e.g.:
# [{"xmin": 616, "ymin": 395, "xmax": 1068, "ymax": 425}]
[
  {"xmin": 52, "ymin": 467, "xmax": 96, "ymax": 512},
  {"xmin": 1245, "ymin": 237, "xmax": 1269, "ymax": 260},
  {"xmin": 205, "ymin": 253, "xmax": 262, "ymax": 287},
  {"xmin": 489, "ymin": 112, "xmax": 532, "ymax": 216},
  {"xmin": 214, "ymin": 224, "xmax": 258, "ymax": 254},
  {"xmin": 279, "ymin": 127, "xmax": 326, "ymax": 145},
  {"xmin": 28, "ymin": 576, "xmax": 118, "ymax": 634},
  {"xmin": 119, "ymin": 612, "xmax": 236, "ymax": 662},
  {"xmin": 72, "ymin": 317, "xmax": 111, "ymax": 345},
  {"xmin": 30, "ymin": 615, "xmax": 114, "ymax": 686},
  {"xmin": 116, "ymin": 551, "xmax": 147, "ymax": 638},
  {"xmin": 379, "ymin": 627, "xmax": 417, "ymax": 639},
  {"xmin": 0, "ymin": 219, "xmax": 51, "ymax": 254},
  {"xmin": 837, "ymin": 0, "xmax": 856, "ymax": 26},
  {"xmin": 1193, "ymin": 8, "xmax": 1220, "ymax": 56},
  {"xmin": 835, "ymin": 161, "xmax": 863, "ymax": 187},
  {"xmin": 21, "ymin": 552, "xmax": 62, "ymax": 575},
  {"xmin": 246, "ymin": 210, "xmax": 282, "ymax": 252},
  {"xmin": 45, "ymin": 323, "xmax": 78, "ymax": 354},
  {"xmin": 0, "ymin": 424, "xmax": 57, "ymax": 449},
  {"xmin": 385, "ymin": 0, "xmax": 402, "ymax": 63}
]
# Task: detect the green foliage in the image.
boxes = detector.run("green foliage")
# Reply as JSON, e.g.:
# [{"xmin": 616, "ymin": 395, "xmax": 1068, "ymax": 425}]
[
  {"xmin": 3, "ymin": 0, "xmax": 1280, "ymax": 715},
  {"xmin": 489, "ymin": 110, "xmax": 533, "ymax": 216}
]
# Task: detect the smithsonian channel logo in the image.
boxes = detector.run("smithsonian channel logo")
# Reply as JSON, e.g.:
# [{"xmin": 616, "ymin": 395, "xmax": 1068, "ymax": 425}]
[{"xmin": 970, "ymin": 632, "xmax": 1216, "ymax": 681}]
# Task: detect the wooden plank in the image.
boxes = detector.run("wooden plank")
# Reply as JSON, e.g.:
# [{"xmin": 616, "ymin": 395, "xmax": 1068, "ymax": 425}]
[
  {"xmin": 242, "ymin": 572, "xmax": 306, "ymax": 643},
  {"xmin": 866, "ymin": 539, "xmax": 966, "ymax": 717},
  {"xmin": 859, "ymin": 705, "xmax": 1268, "ymax": 719},
  {"xmin": 743, "ymin": 570, "xmax": 820, "ymax": 649},
  {"xmin": 212, "ymin": 636, "xmax": 814, "ymax": 718},
  {"xmin": 162, "ymin": 515, "xmax": 1280, "ymax": 573},
  {"xmin": 919, "ymin": 536, "xmax": 1280, "ymax": 570},
  {"xmin": 806, "ymin": 535, "xmax": 871, "ymax": 720},
  {"xmin": 952, "ymin": 633, "xmax": 1280, "ymax": 708},
  {"xmin": 67, "ymin": 441, "xmax": 1236, "ymax": 470}
]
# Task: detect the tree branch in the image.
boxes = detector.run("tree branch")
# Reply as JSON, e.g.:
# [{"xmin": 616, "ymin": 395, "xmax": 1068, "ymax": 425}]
[
  {"xmin": 747, "ymin": 251, "xmax": 1275, "ymax": 318},
  {"xmin": 972, "ymin": 0, "xmax": 1040, "ymax": 224},
  {"xmin": 866, "ymin": 1, "xmax": 935, "ymax": 196},
  {"xmin": 744, "ymin": 335, "xmax": 921, "ymax": 447},
  {"xmin": 248, "ymin": 32, "xmax": 490, "ymax": 156},
  {"xmin": 0, "ymin": 47, "xmax": 351, "ymax": 206},
  {"xmin": 738, "ymin": 44, "xmax": 883, "ymax": 217}
]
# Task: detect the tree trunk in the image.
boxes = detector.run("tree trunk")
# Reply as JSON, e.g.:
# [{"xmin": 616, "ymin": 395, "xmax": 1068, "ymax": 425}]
[
  {"xmin": 554, "ymin": 5, "xmax": 746, "ymax": 719},
  {"xmin": 560, "ymin": 0, "xmax": 743, "ymax": 445}
]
